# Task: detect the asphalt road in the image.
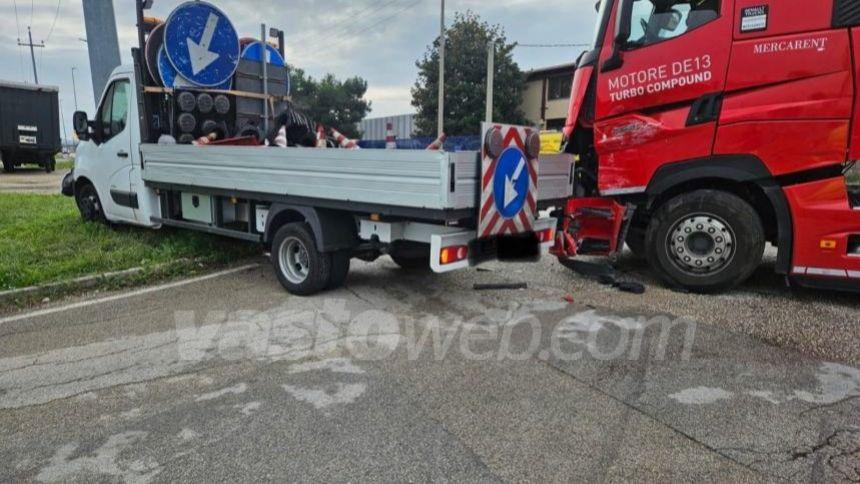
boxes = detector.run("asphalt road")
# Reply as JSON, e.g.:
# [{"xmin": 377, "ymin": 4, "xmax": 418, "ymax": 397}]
[{"xmin": 0, "ymin": 257, "xmax": 858, "ymax": 482}]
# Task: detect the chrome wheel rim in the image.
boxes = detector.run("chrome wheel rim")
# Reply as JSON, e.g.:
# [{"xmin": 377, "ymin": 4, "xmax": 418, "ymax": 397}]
[
  {"xmin": 666, "ymin": 213, "xmax": 735, "ymax": 276},
  {"xmin": 279, "ymin": 236, "xmax": 310, "ymax": 284}
]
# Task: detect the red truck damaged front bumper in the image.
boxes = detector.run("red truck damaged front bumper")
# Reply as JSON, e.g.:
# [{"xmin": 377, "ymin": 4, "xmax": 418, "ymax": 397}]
[{"xmin": 551, "ymin": 198, "xmax": 633, "ymax": 259}]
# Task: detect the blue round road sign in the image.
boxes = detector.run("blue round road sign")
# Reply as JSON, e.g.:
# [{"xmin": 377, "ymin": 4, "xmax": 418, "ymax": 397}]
[
  {"xmin": 241, "ymin": 42, "xmax": 285, "ymax": 67},
  {"xmin": 164, "ymin": 1, "xmax": 240, "ymax": 87},
  {"xmin": 158, "ymin": 46, "xmax": 181, "ymax": 88},
  {"xmin": 241, "ymin": 41, "xmax": 289, "ymax": 94},
  {"xmin": 492, "ymin": 147, "xmax": 530, "ymax": 219}
]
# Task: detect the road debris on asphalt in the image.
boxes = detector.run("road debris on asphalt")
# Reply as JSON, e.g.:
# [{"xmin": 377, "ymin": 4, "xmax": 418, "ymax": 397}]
[
  {"xmin": 473, "ymin": 282, "xmax": 528, "ymax": 291},
  {"xmin": 559, "ymin": 259, "xmax": 646, "ymax": 295}
]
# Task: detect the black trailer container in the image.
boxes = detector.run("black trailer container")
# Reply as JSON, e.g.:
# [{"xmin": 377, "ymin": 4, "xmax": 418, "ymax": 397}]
[{"xmin": 0, "ymin": 81, "xmax": 62, "ymax": 173}]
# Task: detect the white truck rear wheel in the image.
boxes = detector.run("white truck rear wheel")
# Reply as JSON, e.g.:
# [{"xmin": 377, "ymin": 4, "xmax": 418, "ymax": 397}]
[{"xmin": 272, "ymin": 222, "xmax": 332, "ymax": 296}]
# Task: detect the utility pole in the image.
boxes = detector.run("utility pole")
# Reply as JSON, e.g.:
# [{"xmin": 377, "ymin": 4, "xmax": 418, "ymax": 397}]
[
  {"xmin": 437, "ymin": 0, "xmax": 445, "ymax": 137},
  {"xmin": 71, "ymin": 68, "xmax": 79, "ymax": 111},
  {"xmin": 82, "ymin": 0, "xmax": 122, "ymax": 101},
  {"xmin": 17, "ymin": 27, "xmax": 45, "ymax": 85},
  {"xmin": 59, "ymin": 99, "xmax": 69, "ymax": 150},
  {"xmin": 261, "ymin": 24, "xmax": 269, "ymax": 136},
  {"xmin": 485, "ymin": 41, "xmax": 495, "ymax": 123}
]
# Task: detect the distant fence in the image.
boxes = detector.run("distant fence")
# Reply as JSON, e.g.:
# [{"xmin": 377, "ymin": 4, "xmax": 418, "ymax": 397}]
[{"xmin": 359, "ymin": 135, "xmax": 482, "ymax": 152}]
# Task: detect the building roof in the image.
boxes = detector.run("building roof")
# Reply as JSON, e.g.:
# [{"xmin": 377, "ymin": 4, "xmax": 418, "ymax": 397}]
[
  {"xmin": 525, "ymin": 62, "xmax": 577, "ymax": 81},
  {"xmin": 0, "ymin": 80, "xmax": 59, "ymax": 92}
]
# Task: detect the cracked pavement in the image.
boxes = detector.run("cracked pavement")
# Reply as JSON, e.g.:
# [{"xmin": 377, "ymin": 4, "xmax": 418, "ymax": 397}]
[{"xmin": 0, "ymin": 256, "xmax": 858, "ymax": 482}]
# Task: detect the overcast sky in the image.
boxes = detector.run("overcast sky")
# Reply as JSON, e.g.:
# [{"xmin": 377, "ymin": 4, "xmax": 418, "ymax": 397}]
[{"xmin": 1, "ymin": 0, "xmax": 597, "ymax": 138}]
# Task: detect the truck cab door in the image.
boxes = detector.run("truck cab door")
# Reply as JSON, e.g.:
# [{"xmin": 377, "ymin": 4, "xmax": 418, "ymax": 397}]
[
  {"xmin": 93, "ymin": 79, "xmax": 136, "ymax": 222},
  {"xmin": 593, "ymin": 0, "xmax": 734, "ymax": 195}
]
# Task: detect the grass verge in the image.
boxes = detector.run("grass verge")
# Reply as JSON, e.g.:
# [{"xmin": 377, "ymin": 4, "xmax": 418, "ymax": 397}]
[
  {"xmin": 0, "ymin": 193, "xmax": 259, "ymax": 294},
  {"xmin": 55, "ymin": 159, "xmax": 74, "ymax": 172}
]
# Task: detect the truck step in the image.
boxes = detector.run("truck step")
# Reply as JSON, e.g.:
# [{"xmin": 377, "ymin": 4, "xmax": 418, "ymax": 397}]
[
  {"xmin": 575, "ymin": 207, "xmax": 615, "ymax": 220},
  {"xmin": 576, "ymin": 238, "xmax": 611, "ymax": 255}
]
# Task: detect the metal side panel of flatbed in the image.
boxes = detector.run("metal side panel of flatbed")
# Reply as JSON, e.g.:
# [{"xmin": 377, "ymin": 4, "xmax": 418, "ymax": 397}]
[
  {"xmin": 536, "ymin": 153, "xmax": 576, "ymax": 205},
  {"xmin": 141, "ymin": 144, "xmax": 479, "ymax": 212}
]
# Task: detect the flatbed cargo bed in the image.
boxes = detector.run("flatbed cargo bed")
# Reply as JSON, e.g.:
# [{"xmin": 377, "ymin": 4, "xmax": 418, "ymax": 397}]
[{"xmin": 141, "ymin": 144, "xmax": 573, "ymax": 220}]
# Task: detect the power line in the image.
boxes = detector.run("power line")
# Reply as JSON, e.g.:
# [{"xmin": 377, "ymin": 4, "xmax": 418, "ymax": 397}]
[
  {"xmin": 293, "ymin": 0, "xmax": 400, "ymax": 42},
  {"xmin": 12, "ymin": 0, "xmax": 22, "ymax": 36},
  {"xmin": 322, "ymin": 0, "xmax": 423, "ymax": 53},
  {"xmin": 291, "ymin": 0, "xmax": 406, "ymax": 48},
  {"xmin": 38, "ymin": 41, "xmax": 45, "ymax": 77},
  {"xmin": 516, "ymin": 43, "xmax": 590, "ymax": 48},
  {"xmin": 45, "ymin": 0, "xmax": 63, "ymax": 43},
  {"xmin": 13, "ymin": 0, "xmax": 26, "ymax": 82}
]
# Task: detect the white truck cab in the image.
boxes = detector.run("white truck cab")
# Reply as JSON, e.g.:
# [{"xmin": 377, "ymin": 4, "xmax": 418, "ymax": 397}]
[{"xmin": 72, "ymin": 66, "xmax": 161, "ymax": 228}]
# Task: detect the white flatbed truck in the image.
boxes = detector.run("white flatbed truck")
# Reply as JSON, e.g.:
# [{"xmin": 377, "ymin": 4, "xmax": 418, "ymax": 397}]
[{"xmin": 65, "ymin": 64, "xmax": 573, "ymax": 295}]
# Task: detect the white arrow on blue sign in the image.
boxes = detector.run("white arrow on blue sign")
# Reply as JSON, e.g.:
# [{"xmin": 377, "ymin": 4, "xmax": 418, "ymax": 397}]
[
  {"xmin": 164, "ymin": 1, "xmax": 240, "ymax": 87},
  {"xmin": 492, "ymin": 147, "xmax": 530, "ymax": 219},
  {"xmin": 159, "ymin": 45, "xmax": 232, "ymax": 90}
]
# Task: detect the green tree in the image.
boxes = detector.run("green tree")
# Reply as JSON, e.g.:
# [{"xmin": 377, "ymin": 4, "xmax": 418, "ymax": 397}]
[
  {"xmin": 412, "ymin": 11, "xmax": 529, "ymax": 137},
  {"xmin": 289, "ymin": 67, "xmax": 371, "ymax": 139}
]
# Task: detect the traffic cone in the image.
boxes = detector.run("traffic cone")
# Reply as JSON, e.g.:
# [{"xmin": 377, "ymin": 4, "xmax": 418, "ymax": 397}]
[
  {"xmin": 274, "ymin": 125, "xmax": 288, "ymax": 148},
  {"xmin": 426, "ymin": 133, "xmax": 447, "ymax": 150},
  {"xmin": 193, "ymin": 132, "xmax": 218, "ymax": 146},
  {"xmin": 385, "ymin": 122, "xmax": 397, "ymax": 150},
  {"xmin": 316, "ymin": 125, "xmax": 327, "ymax": 148},
  {"xmin": 330, "ymin": 128, "xmax": 360, "ymax": 150}
]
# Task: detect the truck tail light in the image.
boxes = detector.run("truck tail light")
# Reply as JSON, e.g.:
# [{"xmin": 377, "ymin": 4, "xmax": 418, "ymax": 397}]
[
  {"xmin": 440, "ymin": 245, "xmax": 469, "ymax": 265},
  {"xmin": 537, "ymin": 228, "xmax": 555, "ymax": 244}
]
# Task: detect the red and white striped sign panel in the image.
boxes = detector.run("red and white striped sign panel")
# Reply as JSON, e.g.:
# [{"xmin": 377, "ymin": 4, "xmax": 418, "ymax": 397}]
[{"xmin": 478, "ymin": 123, "xmax": 539, "ymax": 239}]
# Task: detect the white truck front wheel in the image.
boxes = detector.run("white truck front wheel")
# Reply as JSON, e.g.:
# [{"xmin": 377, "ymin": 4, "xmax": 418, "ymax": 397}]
[{"xmin": 75, "ymin": 183, "xmax": 106, "ymax": 223}]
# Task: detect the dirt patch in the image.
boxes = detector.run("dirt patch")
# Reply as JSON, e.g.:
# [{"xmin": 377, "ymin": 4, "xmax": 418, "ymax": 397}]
[{"xmin": 0, "ymin": 167, "xmax": 65, "ymax": 194}]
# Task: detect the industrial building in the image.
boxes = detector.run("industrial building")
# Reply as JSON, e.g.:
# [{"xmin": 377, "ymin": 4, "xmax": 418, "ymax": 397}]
[
  {"xmin": 520, "ymin": 62, "xmax": 576, "ymax": 131},
  {"xmin": 358, "ymin": 114, "xmax": 416, "ymax": 140}
]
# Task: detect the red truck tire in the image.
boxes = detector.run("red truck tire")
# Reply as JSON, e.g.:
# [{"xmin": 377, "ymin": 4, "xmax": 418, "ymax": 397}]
[{"xmin": 645, "ymin": 190, "xmax": 765, "ymax": 293}]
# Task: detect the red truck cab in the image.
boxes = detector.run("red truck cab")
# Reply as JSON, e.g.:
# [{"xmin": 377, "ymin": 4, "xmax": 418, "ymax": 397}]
[{"xmin": 559, "ymin": 0, "xmax": 860, "ymax": 292}]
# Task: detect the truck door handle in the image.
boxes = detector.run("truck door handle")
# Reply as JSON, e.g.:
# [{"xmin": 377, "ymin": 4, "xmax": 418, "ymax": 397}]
[{"xmin": 117, "ymin": 151, "xmax": 129, "ymax": 158}]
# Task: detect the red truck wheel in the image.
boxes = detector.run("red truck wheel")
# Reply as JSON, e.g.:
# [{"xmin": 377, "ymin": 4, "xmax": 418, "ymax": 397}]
[{"xmin": 645, "ymin": 190, "xmax": 765, "ymax": 293}]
